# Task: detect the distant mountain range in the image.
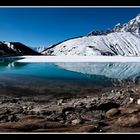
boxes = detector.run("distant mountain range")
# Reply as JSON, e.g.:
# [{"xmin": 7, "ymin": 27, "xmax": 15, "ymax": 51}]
[
  {"xmin": 88, "ymin": 13, "xmax": 140, "ymax": 36},
  {"xmin": 1, "ymin": 14, "xmax": 140, "ymax": 57},
  {"xmin": 33, "ymin": 46, "xmax": 46, "ymax": 53},
  {"xmin": 42, "ymin": 14, "xmax": 140, "ymax": 56}
]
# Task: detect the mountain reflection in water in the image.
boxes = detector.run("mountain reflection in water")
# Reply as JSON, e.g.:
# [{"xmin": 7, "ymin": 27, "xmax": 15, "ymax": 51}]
[{"xmin": 54, "ymin": 62, "xmax": 140, "ymax": 80}]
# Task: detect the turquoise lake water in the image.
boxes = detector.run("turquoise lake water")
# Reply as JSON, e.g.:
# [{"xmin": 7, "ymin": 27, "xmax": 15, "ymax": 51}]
[
  {"xmin": 1, "ymin": 57, "xmax": 140, "ymax": 97},
  {"xmin": 0, "ymin": 57, "xmax": 112, "ymax": 84}
]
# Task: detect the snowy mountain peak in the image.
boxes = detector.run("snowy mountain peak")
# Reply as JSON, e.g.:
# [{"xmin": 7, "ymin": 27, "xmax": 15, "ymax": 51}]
[
  {"xmin": 113, "ymin": 13, "xmax": 140, "ymax": 35},
  {"xmin": 43, "ymin": 14, "xmax": 140, "ymax": 56},
  {"xmin": 116, "ymin": 23, "xmax": 121, "ymax": 26},
  {"xmin": 88, "ymin": 14, "xmax": 140, "ymax": 36}
]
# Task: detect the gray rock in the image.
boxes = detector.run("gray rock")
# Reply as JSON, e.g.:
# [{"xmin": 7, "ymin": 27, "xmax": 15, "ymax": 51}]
[
  {"xmin": 10, "ymin": 107, "xmax": 23, "ymax": 115},
  {"xmin": 81, "ymin": 112, "xmax": 95, "ymax": 121},
  {"xmin": 65, "ymin": 113, "xmax": 77, "ymax": 121},
  {"xmin": 62, "ymin": 107, "xmax": 75, "ymax": 114},
  {"xmin": 47, "ymin": 113, "xmax": 64, "ymax": 122},
  {"xmin": 27, "ymin": 106, "xmax": 33, "ymax": 110},
  {"xmin": 65, "ymin": 111, "xmax": 73, "ymax": 115},
  {"xmin": 0, "ymin": 108, "xmax": 9, "ymax": 115},
  {"xmin": 7, "ymin": 115, "xmax": 18, "ymax": 122},
  {"xmin": 122, "ymin": 97, "xmax": 131, "ymax": 105},
  {"xmin": 23, "ymin": 106, "xmax": 28, "ymax": 110},
  {"xmin": 57, "ymin": 99, "xmax": 63, "ymax": 106},
  {"xmin": 72, "ymin": 119, "xmax": 82, "ymax": 125}
]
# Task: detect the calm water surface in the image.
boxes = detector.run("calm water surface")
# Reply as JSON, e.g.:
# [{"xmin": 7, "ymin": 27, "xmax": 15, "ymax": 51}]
[{"xmin": 0, "ymin": 57, "xmax": 140, "ymax": 97}]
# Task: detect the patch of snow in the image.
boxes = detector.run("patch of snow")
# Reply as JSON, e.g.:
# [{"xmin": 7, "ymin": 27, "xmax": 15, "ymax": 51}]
[{"xmin": 17, "ymin": 56, "xmax": 140, "ymax": 63}]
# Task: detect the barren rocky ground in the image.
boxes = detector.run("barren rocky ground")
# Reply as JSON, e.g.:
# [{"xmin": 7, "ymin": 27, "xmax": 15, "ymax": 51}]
[{"xmin": 0, "ymin": 84, "xmax": 140, "ymax": 133}]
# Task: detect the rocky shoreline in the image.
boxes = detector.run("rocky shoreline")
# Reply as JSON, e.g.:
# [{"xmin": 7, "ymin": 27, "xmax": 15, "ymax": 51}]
[{"xmin": 0, "ymin": 85, "xmax": 140, "ymax": 133}]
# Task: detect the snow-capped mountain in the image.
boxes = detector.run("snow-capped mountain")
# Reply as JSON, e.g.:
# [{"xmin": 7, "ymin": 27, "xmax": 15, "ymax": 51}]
[
  {"xmin": 43, "ymin": 14, "xmax": 140, "ymax": 56},
  {"xmin": 88, "ymin": 14, "xmax": 140, "ymax": 36},
  {"xmin": 33, "ymin": 46, "xmax": 46, "ymax": 53},
  {"xmin": 0, "ymin": 41, "xmax": 40, "ymax": 56},
  {"xmin": 43, "ymin": 32, "xmax": 140, "ymax": 56},
  {"xmin": 113, "ymin": 14, "xmax": 140, "ymax": 35}
]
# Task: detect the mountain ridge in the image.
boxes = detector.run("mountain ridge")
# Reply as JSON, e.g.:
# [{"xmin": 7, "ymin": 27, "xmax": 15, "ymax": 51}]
[
  {"xmin": 88, "ymin": 13, "xmax": 140, "ymax": 36},
  {"xmin": 42, "ymin": 14, "xmax": 140, "ymax": 56},
  {"xmin": 0, "ymin": 41, "xmax": 40, "ymax": 56}
]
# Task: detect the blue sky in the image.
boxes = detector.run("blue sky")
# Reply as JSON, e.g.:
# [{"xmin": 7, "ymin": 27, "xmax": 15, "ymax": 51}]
[{"xmin": 0, "ymin": 7, "xmax": 140, "ymax": 48}]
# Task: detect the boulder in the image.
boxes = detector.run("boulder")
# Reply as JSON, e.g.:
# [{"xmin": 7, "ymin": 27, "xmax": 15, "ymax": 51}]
[
  {"xmin": 62, "ymin": 107, "xmax": 75, "ymax": 114},
  {"xmin": 106, "ymin": 108, "xmax": 120, "ymax": 118},
  {"xmin": 117, "ymin": 113, "xmax": 140, "ymax": 127},
  {"xmin": 137, "ymin": 99, "xmax": 140, "ymax": 105},
  {"xmin": 72, "ymin": 119, "xmax": 83, "ymax": 125}
]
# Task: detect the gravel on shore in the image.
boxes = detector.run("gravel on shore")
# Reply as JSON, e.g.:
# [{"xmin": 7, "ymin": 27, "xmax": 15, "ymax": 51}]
[{"xmin": 0, "ymin": 85, "xmax": 140, "ymax": 133}]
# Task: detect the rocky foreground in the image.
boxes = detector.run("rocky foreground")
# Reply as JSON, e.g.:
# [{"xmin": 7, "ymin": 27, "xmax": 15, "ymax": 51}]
[{"xmin": 0, "ymin": 85, "xmax": 140, "ymax": 133}]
